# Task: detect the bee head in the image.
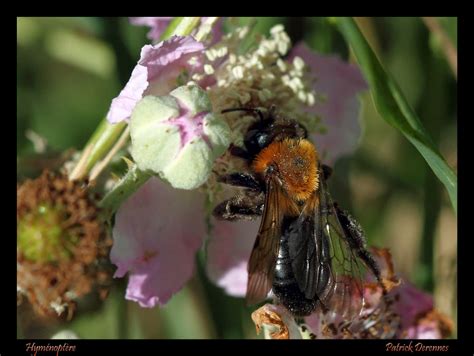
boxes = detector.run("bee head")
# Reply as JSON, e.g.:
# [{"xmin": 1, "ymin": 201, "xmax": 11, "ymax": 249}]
[
  {"xmin": 221, "ymin": 107, "xmax": 276, "ymax": 155},
  {"xmin": 221, "ymin": 106, "xmax": 307, "ymax": 158},
  {"xmin": 243, "ymin": 117, "xmax": 276, "ymax": 155}
]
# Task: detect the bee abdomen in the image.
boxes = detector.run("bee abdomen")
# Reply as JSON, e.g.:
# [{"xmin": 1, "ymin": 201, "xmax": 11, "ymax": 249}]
[
  {"xmin": 272, "ymin": 282, "xmax": 318, "ymax": 317},
  {"xmin": 272, "ymin": 220, "xmax": 318, "ymax": 316}
]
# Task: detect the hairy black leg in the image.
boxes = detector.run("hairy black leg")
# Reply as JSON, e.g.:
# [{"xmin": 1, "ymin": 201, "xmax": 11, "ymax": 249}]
[
  {"xmin": 334, "ymin": 203, "xmax": 386, "ymax": 294},
  {"xmin": 221, "ymin": 107, "xmax": 266, "ymax": 121},
  {"xmin": 321, "ymin": 164, "xmax": 333, "ymax": 180},
  {"xmin": 214, "ymin": 172, "xmax": 265, "ymax": 221},
  {"xmin": 229, "ymin": 144, "xmax": 252, "ymax": 160},
  {"xmin": 217, "ymin": 172, "xmax": 264, "ymax": 191},
  {"xmin": 213, "ymin": 193, "xmax": 265, "ymax": 221}
]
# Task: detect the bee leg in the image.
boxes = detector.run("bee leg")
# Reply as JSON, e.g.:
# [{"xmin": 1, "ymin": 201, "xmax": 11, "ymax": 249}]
[
  {"xmin": 334, "ymin": 203, "xmax": 386, "ymax": 294},
  {"xmin": 321, "ymin": 164, "xmax": 333, "ymax": 180},
  {"xmin": 229, "ymin": 144, "xmax": 252, "ymax": 160},
  {"xmin": 217, "ymin": 172, "xmax": 264, "ymax": 191},
  {"xmin": 213, "ymin": 193, "xmax": 265, "ymax": 221}
]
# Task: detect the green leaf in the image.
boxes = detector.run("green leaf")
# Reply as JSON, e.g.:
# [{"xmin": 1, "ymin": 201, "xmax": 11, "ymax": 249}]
[{"xmin": 335, "ymin": 17, "xmax": 457, "ymax": 214}]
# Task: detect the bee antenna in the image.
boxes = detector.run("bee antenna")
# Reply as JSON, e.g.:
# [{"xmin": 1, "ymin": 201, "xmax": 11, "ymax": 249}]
[{"xmin": 221, "ymin": 107, "xmax": 265, "ymax": 121}]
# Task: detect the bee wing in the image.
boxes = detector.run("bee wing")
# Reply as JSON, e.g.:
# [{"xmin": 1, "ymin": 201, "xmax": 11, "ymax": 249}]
[
  {"xmin": 318, "ymin": 175, "xmax": 369, "ymax": 319},
  {"xmin": 287, "ymin": 194, "xmax": 335, "ymax": 302},
  {"xmin": 246, "ymin": 177, "xmax": 283, "ymax": 305},
  {"xmin": 288, "ymin": 169, "xmax": 373, "ymax": 319}
]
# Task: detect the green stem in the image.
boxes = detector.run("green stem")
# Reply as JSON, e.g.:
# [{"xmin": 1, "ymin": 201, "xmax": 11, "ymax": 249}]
[
  {"xmin": 187, "ymin": 273, "xmax": 218, "ymax": 338},
  {"xmin": 70, "ymin": 120, "xmax": 127, "ymax": 180},
  {"xmin": 69, "ymin": 17, "xmax": 202, "ymax": 181},
  {"xmin": 417, "ymin": 33, "xmax": 453, "ymax": 291},
  {"xmin": 160, "ymin": 17, "xmax": 201, "ymax": 40},
  {"xmin": 421, "ymin": 17, "xmax": 457, "ymax": 80},
  {"xmin": 116, "ymin": 279, "xmax": 129, "ymax": 339},
  {"xmin": 195, "ymin": 249, "xmax": 246, "ymax": 339},
  {"xmin": 89, "ymin": 126, "xmax": 130, "ymax": 181}
]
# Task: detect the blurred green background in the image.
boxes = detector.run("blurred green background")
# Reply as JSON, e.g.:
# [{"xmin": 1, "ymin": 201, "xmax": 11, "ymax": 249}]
[{"xmin": 17, "ymin": 17, "xmax": 457, "ymax": 339}]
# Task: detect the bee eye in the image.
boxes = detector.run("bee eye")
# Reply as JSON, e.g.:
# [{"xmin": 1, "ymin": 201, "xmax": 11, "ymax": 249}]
[
  {"xmin": 246, "ymin": 133, "xmax": 269, "ymax": 152},
  {"xmin": 245, "ymin": 130, "xmax": 269, "ymax": 152},
  {"xmin": 257, "ymin": 133, "xmax": 268, "ymax": 147}
]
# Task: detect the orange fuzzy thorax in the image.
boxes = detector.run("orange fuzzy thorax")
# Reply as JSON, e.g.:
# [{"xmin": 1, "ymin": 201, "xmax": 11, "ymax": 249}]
[{"xmin": 252, "ymin": 138, "xmax": 319, "ymax": 202}]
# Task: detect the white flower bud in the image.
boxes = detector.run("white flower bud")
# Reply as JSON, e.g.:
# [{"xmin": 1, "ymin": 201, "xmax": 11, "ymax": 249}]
[{"xmin": 130, "ymin": 85, "xmax": 231, "ymax": 190}]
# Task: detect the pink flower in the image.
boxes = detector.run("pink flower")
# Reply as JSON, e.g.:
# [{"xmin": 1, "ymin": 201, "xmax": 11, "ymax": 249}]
[
  {"xmin": 362, "ymin": 248, "xmax": 453, "ymax": 339},
  {"xmin": 394, "ymin": 283, "xmax": 453, "ymax": 339},
  {"xmin": 403, "ymin": 310, "xmax": 454, "ymax": 339},
  {"xmin": 106, "ymin": 35, "xmax": 205, "ymax": 124},
  {"xmin": 206, "ymin": 219, "xmax": 260, "ymax": 297},
  {"xmin": 290, "ymin": 43, "xmax": 368, "ymax": 166},
  {"xmin": 129, "ymin": 17, "xmax": 173, "ymax": 42},
  {"xmin": 110, "ymin": 178, "xmax": 205, "ymax": 307}
]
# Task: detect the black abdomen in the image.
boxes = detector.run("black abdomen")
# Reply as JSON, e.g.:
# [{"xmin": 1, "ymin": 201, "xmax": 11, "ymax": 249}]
[{"xmin": 272, "ymin": 216, "xmax": 319, "ymax": 316}]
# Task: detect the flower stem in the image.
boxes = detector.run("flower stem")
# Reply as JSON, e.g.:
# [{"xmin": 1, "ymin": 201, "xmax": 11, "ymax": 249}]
[
  {"xmin": 89, "ymin": 125, "xmax": 130, "ymax": 181},
  {"xmin": 68, "ymin": 17, "xmax": 203, "ymax": 182},
  {"xmin": 195, "ymin": 17, "xmax": 219, "ymax": 42},
  {"xmin": 421, "ymin": 17, "xmax": 457, "ymax": 80},
  {"xmin": 116, "ymin": 279, "xmax": 129, "ymax": 339},
  {"xmin": 99, "ymin": 164, "xmax": 151, "ymax": 218},
  {"xmin": 160, "ymin": 17, "xmax": 201, "ymax": 40},
  {"xmin": 69, "ymin": 120, "xmax": 126, "ymax": 181}
]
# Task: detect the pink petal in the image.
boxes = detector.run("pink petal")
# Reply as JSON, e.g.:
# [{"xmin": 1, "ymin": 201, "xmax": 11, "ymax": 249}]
[
  {"xmin": 391, "ymin": 281, "xmax": 452, "ymax": 339},
  {"xmin": 290, "ymin": 43, "xmax": 368, "ymax": 165},
  {"xmin": 392, "ymin": 281, "xmax": 434, "ymax": 334},
  {"xmin": 129, "ymin": 17, "xmax": 173, "ymax": 42},
  {"xmin": 107, "ymin": 64, "xmax": 148, "ymax": 124},
  {"xmin": 213, "ymin": 261, "xmax": 248, "ymax": 297},
  {"xmin": 368, "ymin": 248, "xmax": 443, "ymax": 338},
  {"xmin": 140, "ymin": 36, "xmax": 204, "ymax": 82},
  {"xmin": 106, "ymin": 36, "xmax": 205, "ymax": 124},
  {"xmin": 111, "ymin": 177, "xmax": 206, "ymax": 307},
  {"xmin": 206, "ymin": 218, "xmax": 260, "ymax": 297},
  {"xmin": 403, "ymin": 309, "xmax": 453, "ymax": 339},
  {"xmin": 405, "ymin": 321, "xmax": 440, "ymax": 339}
]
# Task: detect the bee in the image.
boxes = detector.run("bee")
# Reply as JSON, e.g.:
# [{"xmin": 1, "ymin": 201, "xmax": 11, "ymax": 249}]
[{"xmin": 213, "ymin": 107, "xmax": 386, "ymax": 318}]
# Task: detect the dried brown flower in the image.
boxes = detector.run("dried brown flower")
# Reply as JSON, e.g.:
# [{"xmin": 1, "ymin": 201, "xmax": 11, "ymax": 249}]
[{"xmin": 17, "ymin": 170, "xmax": 112, "ymax": 319}]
